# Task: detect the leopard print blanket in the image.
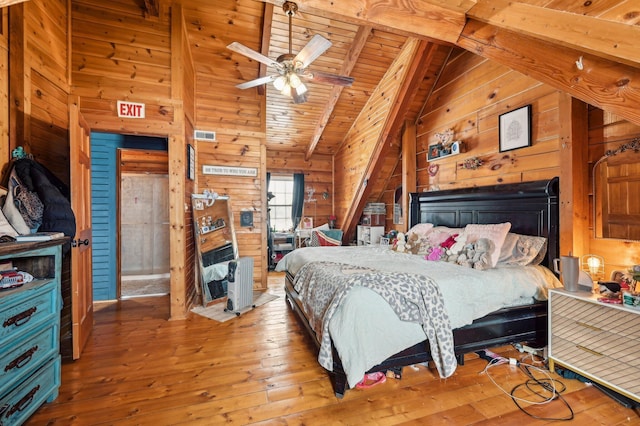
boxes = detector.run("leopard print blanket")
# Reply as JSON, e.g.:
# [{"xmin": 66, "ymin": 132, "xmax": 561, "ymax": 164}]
[{"xmin": 293, "ymin": 261, "xmax": 457, "ymax": 379}]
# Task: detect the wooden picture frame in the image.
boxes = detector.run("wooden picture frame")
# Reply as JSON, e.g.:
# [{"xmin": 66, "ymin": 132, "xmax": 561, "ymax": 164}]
[
  {"xmin": 301, "ymin": 217, "xmax": 314, "ymax": 229},
  {"xmin": 187, "ymin": 144, "xmax": 195, "ymax": 180},
  {"xmin": 499, "ymin": 105, "xmax": 532, "ymax": 152}
]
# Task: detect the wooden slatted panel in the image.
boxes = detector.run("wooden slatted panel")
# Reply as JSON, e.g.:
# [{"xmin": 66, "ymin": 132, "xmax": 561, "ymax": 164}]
[
  {"xmin": 72, "ymin": 0, "xmax": 171, "ymax": 111},
  {"xmin": 415, "ymin": 49, "xmax": 561, "ymax": 192}
]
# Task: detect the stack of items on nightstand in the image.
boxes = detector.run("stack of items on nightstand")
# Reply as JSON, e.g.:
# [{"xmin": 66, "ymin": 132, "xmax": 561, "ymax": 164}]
[{"xmin": 361, "ymin": 202, "xmax": 385, "ymax": 226}]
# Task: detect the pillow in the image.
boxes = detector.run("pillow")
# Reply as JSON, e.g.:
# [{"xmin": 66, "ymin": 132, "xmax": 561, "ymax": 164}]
[
  {"xmin": 407, "ymin": 223, "xmax": 434, "ymax": 237},
  {"xmin": 464, "ymin": 223, "xmax": 511, "ymax": 268},
  {"xmin": 310, "ymin": 229, "xmax": 342, "ymax": 246},
  {"xmin": 417, "ymin": 226, "xmax": 463, "ymax": 256},
  {"xmin": 2, "ymin": 170, "xmax": 31, "ymax": 235},
  {"xmin": 498, "ymin": 233, "xmax": 548, "ymax": 266}
]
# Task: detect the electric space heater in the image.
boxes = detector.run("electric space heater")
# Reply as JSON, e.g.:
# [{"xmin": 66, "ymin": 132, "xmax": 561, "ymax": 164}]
[{"xmin": 225, "ymin": 257, "xmax": 254, "ymax": 315}]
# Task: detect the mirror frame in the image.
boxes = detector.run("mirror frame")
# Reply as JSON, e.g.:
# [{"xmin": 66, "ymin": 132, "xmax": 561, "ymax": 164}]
[{"xmin": 192, "ymin": 194, "xmax": 239, "ymax": 306}]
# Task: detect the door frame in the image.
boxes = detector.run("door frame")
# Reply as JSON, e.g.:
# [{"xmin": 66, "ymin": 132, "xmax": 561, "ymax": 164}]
[{"xmin": 116, "ymin": 148, "xmax": 169, "ymax": 299}]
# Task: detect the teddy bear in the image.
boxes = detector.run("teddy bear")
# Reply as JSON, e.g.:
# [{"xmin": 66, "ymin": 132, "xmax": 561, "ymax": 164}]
[
  {"xmin": 446, "ymin": 237, "xmax": 495, "ymax": 270},
  {"xmin": 405, "ymin": 232, "xmax": 421, "ymax": 255},
  {"xmin": 470, "ymin": 238, "xmax": 495, "ymax": 270}
]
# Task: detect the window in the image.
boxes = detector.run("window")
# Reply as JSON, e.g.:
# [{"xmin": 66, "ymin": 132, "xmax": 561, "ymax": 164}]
[{"xmin": 268, "ymin": 175, "xmax": 294, "ymax": 232}]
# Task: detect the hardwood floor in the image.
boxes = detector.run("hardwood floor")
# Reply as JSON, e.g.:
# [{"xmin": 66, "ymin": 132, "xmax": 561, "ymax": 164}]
[{"xmin": 27, "ymin": 272, "xmax": 640, "ymax": 425}]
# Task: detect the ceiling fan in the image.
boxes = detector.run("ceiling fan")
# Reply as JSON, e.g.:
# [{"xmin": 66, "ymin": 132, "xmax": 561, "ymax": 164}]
[{"xmin": 227, "ymin": 1, "xmax": 354, "ymax": 104}]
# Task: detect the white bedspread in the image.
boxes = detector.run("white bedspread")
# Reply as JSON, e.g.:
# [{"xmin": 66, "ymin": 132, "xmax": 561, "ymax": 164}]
[{"xmin": 276, "ymin": 245, "xmax": 561, "ymax": 388}]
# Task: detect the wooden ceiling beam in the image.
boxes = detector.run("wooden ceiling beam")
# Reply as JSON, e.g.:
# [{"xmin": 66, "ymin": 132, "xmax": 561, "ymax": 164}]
[
  {"xmin": 257, "ymin": 2, "xmax": 274, "ymax": 97},
  {"xmin": 458, "ymin": 19, "xmax": 640, "ymax": 126},
  {"xmin": 304, "ymin": 25, "xmax": 372, "ymax": 160},
  {"xmin": 0, "ymin": 0, "xmax": 28, "ymax": 6},
  {"xmin": 261, "ymin": 0, "xmax": 467, "ymax": 44},
  {"xmin": 468, "ymin": 0, "xmax": 640, "ymax": 69}
]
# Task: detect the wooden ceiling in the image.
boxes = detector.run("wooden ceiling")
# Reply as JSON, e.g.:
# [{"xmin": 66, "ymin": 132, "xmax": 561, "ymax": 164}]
[{"xmin": 183, "ymin": 0, "xmax": 640, "ymax": 160}]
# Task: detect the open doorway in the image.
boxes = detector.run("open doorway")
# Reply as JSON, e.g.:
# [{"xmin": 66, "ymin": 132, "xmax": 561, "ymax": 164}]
[
  {"xmin": 90, "ymin": 132, "xmax": 168, "ymax": 302},
  {"xmin": 119, "ymin": 171, "xmax": 169, "ymax": 298}
]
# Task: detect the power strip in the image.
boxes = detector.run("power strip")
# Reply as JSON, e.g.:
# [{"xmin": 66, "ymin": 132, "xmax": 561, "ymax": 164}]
[{"xmin": 514, "ymin": 343, "xmax": 546, "ymax": 358}]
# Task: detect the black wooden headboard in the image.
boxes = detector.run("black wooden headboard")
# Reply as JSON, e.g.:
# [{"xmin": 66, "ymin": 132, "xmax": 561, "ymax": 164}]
[{"xmin": 409, "ymin": 178, "xmax": 559, "ymax": 270}]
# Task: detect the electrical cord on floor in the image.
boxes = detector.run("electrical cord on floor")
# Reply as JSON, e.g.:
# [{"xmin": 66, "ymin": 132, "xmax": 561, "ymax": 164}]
[{"xmin": 481, "ymin": 353, "xmax": 574, "ymax": 421}]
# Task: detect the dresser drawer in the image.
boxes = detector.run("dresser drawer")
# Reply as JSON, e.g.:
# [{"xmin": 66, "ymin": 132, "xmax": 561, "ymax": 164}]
[
  {"xmin": 0, "ymin": 324, "xmax": 59, "ymax": 397},
  {"xmin": 0, "ymin": 280, "xmax": 58, "ymax": 344},
  {"xmin": 549, "ymin": 290, "xmax": 640, "ymax": 401},
  {"xmin": 0, "ymin": 356, "xmax": 61, "ymax": 426},
  {"xmin": 552, "ymin": 335, "xmax": 640, "ymax": 397}
]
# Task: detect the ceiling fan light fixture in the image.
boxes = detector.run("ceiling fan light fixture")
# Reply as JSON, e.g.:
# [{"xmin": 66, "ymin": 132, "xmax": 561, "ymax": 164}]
[
  {"xmin": 295, "ymin": 82, "xmax": 307, "ymax": 95},
  {"xmin": 288, "ymin": 73, "xmax": 302, "ymax": 88},
  {"xmin": 280, "ymin": 84, "xmax": 292, "ymax": 97},
  {"xmin": 273, "ymin": 75, "xmax": 287, "ymax": 91}
]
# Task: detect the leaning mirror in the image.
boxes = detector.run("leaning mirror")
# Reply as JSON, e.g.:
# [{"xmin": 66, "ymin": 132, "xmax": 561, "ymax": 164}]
[{"xmin": 192, "ymin": 194, "xmax": 238, "ymax": 306}]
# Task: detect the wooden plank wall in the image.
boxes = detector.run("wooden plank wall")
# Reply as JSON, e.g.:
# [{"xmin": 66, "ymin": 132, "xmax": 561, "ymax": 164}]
[
  {"xmin": 187, "ymin": 0, "xmax": 267, "ymax": 290},
  {"xmin": 334, "ymin": 38, "xmax": 422, "ymax": 241},
  {"xmin": 71, "ymin": 0, "xmax": 199, "ymax": 316},
  {"xmin": 417, "ymin": 49, "xmax": 560, "ymax": 192},
  {"xmin": 0, "ymin": 9, "xmax": 8, "ymax": 168},
  {"xmin": 267, "ymin": 152, "xmax": 334, "ymax": 231},
  {"xmin": 587, "ymin": 108, "xmax": 640, "ymax": 277},
  {"xmin": 8, "ymin": 0, "xmax": 70, "ymax": 182}
]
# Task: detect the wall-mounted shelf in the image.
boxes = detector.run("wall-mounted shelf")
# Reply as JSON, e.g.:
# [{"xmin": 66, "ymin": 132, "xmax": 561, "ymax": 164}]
[{"xmin": 427, "ymin": 141, "xmax": 463, "ymax": 161}]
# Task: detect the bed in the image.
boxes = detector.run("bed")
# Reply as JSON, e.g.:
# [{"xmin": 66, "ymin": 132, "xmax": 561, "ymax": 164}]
[{"xmin": 277, "ymin": 178, "xmax": 561, "ymax": 398}]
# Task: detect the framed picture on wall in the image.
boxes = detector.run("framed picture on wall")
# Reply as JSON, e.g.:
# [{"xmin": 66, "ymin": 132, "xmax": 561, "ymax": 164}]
[
  {"xmin": 499, "ymin": 104, "xmax": 532, "ymax": 152},
  {"xmin": 187, "ymin": 144, "xmax": 195, "ymax": 180}
]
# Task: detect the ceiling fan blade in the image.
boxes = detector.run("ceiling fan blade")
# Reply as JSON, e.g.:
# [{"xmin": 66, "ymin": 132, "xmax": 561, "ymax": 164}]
[
  {"xmin": 236, "ymin": 75, "xmax": 276, "ymax": 90},
  {"xmin": 293, "ymin": 34, "xmax": 332, "ymax": 68},
  {"xmin": 303, "ymin": 70, "xmax": 354, "ymax": 87},
  {"xmin": 227, "ymin": 42, "xmax": 280, "ymax": 68}
]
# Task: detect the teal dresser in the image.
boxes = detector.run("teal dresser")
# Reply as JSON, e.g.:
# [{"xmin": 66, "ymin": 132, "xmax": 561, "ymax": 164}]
[{"xmin": 0, "ymin": 241, "xmax": 64, "ymax": 425}]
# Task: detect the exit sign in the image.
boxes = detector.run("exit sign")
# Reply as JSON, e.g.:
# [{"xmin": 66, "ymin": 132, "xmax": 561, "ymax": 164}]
[{"xmin": 117, "ymin": 101, "xmax": 145, "ymax": 118}]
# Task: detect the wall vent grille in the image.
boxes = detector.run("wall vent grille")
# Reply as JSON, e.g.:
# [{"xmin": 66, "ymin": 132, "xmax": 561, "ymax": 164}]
[{"xmin": 194, "ymin": 130, "xmax": 216, "ymax": 141}]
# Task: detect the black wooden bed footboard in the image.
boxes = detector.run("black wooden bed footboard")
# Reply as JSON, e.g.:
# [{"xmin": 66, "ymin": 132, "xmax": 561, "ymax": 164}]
[{"xmin": 283, "ymin": 178, "xmax": 558, "ymax": 398}]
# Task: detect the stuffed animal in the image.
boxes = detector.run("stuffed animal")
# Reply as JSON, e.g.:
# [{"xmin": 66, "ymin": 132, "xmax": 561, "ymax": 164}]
[
  {"xmin": 471, "ymin": 238, "xmax": 495, "ymax": 270},
  {"xmin": 393, "ymin": 232, "xmax": 407, "ymax": 253},
  {"xmin": 405, "ymin": 232, "xmax": 421, "ymax": 255},
  {"xmin": 447, "ymin": 237, "xmax": 495, "ymax": 270},
  {"xmin": 446, "ymin": 233, "xmax": 467, "ymax": 262}
]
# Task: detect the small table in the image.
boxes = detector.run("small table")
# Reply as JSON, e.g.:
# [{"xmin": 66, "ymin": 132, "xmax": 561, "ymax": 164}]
[{"xmin": 295, "ymin": 229, "xmax": 312, "ymax": 248}]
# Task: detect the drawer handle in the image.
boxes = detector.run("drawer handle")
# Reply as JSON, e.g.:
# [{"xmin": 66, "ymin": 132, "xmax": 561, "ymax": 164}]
[
  {"xmin": 2, "ymin": 307, "xmax": 37, "ymax": 328},
  {"xmin": 576, "ymin": 344, "xmax": 603, "ymax": 357},
  {"xmin": 4, "ymin": 345, "xmax": 38, "ymax": 372},
  {"xmin": 575, "ymin": 321, "xmax": 602, "ymax": 332},
  {"xmin": 7, "ymin": 385, "xmax": 40, "ymax": 418}
]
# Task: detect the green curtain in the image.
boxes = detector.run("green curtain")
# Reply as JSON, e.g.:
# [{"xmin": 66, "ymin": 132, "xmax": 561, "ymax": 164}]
[{"xmin": 291, "ymin": 173, "xmax": 304, "ymax": 230}]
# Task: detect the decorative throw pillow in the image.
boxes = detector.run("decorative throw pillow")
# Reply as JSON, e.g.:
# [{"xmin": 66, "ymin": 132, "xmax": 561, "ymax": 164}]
[
  {"xmin": 310, "ymin": 229, "xmax": 342, "ymax": 246},
  {"xmin": 2, "ymin": 169, "xmax": 31, "ymax": 235},
  {"xmin": 407, "ymin": 223, "xmax": 434, "ymax": 237},
  {"xmin": 498, "ymin": 233, "xmax": 548, "ymax": 266},
  {"xmin": 464, "ymin": 223, "xmax": 512, "ymax": 268}
]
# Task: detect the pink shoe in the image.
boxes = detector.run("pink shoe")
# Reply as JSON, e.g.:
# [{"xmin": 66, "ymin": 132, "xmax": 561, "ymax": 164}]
[{"xmin": 355, "ymin": 371, "xmax": 386, "ymax": 389}]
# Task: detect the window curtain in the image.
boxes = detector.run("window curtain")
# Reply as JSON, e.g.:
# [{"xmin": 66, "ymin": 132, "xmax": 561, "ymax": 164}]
[{"xmin": 291, "ymin": 173, "xmax": 304, "ymax": 230}]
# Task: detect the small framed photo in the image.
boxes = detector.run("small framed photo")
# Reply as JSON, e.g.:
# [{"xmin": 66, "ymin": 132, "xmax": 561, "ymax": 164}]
[
  {"xmin": 499, "ymin": 105, "xmax": 532, "ymax": 152},
  {"xmin": 428, "ymin": 143, "xmax": 442, "ymax": 160},
  {"xmin": 301, "ymin": 217, "xmax": 314, "ymax": 229}
]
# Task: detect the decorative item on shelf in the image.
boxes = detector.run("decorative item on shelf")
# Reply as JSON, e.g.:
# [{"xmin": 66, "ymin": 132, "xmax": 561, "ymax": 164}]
[
  {"xmin": 328, "ymin": 215, "xmax": 337, "ymax": 229},
  {"xmin": 428, "ymin": 128, "xmax": 463, "ymax": 161},
  {"xmin": 581, "ymin": 254, "xmax": 604, "ymax": 293},
  {"xmin": 427, "ymin": 164, "xmax": 439, "ymax": 177},
  {"xmin": 460, "ymin": 157, "xmax": 483, "ymax": 170}
]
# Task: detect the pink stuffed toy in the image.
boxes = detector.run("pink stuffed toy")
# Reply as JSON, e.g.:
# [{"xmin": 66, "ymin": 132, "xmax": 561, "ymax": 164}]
[{"xmin": 425, "ymin": 246, "xmax": 444, "ymax": 261}]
